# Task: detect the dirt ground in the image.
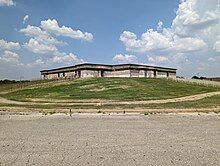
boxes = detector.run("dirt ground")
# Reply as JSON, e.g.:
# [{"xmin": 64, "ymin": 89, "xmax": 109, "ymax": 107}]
[{"xmin": 0, "ymin": 113, "xmax": 220, "ymax": 165}]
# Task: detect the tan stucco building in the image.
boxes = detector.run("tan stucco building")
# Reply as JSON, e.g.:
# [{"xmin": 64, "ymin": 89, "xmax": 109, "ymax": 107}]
[{"xmin": 40, "ymin": 63, "xmax": 177, "ymax": 80}]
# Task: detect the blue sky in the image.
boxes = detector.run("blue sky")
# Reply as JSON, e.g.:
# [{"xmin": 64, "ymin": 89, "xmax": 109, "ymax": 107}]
[{"xmin": 0, "ymin": 0, "xmax": 219, "ymax": 79}]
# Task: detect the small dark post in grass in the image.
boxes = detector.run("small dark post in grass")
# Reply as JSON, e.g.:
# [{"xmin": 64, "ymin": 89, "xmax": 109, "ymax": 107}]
[
  {"xmin": 144, "ymin": 112, "xmax": 149, "ymax": 116},
  {"xmin": 123, "ymin": 110, "xmax": 125, "ymax": 114},
  {"xmin": 70, "ymin": 109, "xmax": 72, "ymax": 117}
]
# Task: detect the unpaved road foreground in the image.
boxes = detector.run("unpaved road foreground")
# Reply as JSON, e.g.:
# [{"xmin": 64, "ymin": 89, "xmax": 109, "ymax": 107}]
[{"xmin": 0, "ymin": 113, "xmax": 220, "ymax": 166}]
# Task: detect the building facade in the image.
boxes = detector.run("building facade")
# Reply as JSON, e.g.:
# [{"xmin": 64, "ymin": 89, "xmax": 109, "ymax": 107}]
[{"xmin": 40, "ymin": 63, "xmax": 177, "ymax": 80}]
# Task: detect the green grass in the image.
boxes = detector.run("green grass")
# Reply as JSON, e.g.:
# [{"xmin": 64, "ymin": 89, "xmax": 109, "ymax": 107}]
[
  {"xmin": 0, "ymin": 94, "xmax": 220, "ymax": 110},
  {"xmin": 0, "ymin": 79, "xmax": 55, "ymax": 93},
  {"xmin": 1, "ymin": 78, "xmax": 220, "ymax": 101}
]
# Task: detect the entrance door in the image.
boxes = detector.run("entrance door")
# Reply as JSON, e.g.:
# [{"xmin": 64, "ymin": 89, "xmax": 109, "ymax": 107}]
[
  {"xmin": 78, "ymin": 70, "xmax": 81, "ymax": 78},
  {"xmin": 101, "ymin": 70, "xmax": 104, "ymax": 77},
  {"xmin": 144, "ymin": 71, "xmax": 148, "ymax": 77},
  {"xmin": 154, "ymin": 70, "xmax": 156, "ymax": 77}
]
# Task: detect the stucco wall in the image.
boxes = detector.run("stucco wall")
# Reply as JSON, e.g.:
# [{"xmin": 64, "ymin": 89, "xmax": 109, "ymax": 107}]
[
  {"xmin": 47, "ymin": 73, "xmax": 59, "ymax": 79},
  {"xmin": 103, "ymin": 71, "xmax": 113, "ymax": 77},
  {"xmin": 156, "ymin": 71, "xmax": 167, "ymax": 78},
  {"xmin": 105, "ymin": 70, "xmax": 131, "ymax": 77},
  {"xmin": 42, "ymin": 69, "xmax": 176, "ymax": 79},
  {"xmin": 168, "ymin": 72, "xmax": 176, "ymax": 78},
  {"xmin": 81, "ymin": 70, "xmax": 100, "ymax": 78},
  {"xmin": 138, "ymin": 70, "xmax": 146, "ymax": 77},
  {"xmin": 41, "ymin": 75, "xmax": 45, "ymax": 80},
  {"xmin": 147, "ymin": 71, "xmax": 155, "ymax": 78},
  {"xmin": 65, "ymin": 71, "xmax": 76, "ymax": 78}
]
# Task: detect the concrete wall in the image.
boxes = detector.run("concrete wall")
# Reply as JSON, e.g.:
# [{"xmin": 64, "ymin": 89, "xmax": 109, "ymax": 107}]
[
  {"xmin": 168, "ymin": 72, "xmax": 176, "ymax": 78},
  {"xmin": 42, "ymin": 69, "xmax": 176, "ymax": 79},
  {"xmin": 81, "ymin": 70, "xmax": 100, "ymax": 78},
  {"xmin": 147, "ymin": 71, "xmax": 155, "ymax": 78},
  {"xmin": 105, "ymin": 70, "xmax": 146, "ymax": 78},
  {"xmin": 105, "ymin": 70, "xmax": 131, "ymax": 77},
  {"xmin": 47, "ymin": 73, "xmax": 59, "ymax": 79},
  {"xmin": 103, "ymin": 71, "xmax": 113, "ymax": 77},
  {"xmin": 65, "ymin": 71, "xmax": 76, "ymax": 79},
  {"xmin": 156, "ymin": 71, "xmax": 167, "ymax": 78},
  {"xmin": 41, "ymin": 74, "xmax": 45, "ymax": 80},
  {"xmin": 139, "ymin": 70, "xmax": 146, "ymax": 77},
  {"xmin": 130, "ymin": 70, "xmax": 139, "ymax": 77},
  {"xmin": 42, "ymin": 71, "xmax": 77, "ymax": 80}
]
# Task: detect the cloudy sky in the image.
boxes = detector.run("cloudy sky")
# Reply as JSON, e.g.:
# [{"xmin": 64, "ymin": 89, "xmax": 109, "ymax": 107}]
[{"xmin": 0, "ymin": 0, "xmax": 219, "ymax": 80}]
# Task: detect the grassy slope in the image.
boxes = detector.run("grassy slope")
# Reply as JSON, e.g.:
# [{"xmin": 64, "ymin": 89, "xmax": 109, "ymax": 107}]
[
  {"xmin": 0, "ymin": 79, "xmax": 55, "ymax": 93},
  {"xmin": 0, "ymin": 95, "xmax": 220, "ymax": 109},
  {"xmin": 1, "ymin": 78, "xmax": 220, "ymax": 101}
]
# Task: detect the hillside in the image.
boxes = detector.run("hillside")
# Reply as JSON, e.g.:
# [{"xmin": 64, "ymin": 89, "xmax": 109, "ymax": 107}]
[
  {"xmin": 1, "ymin": 78, "xmax": 220, "ymax": 101},
  {"xmin": 0, "ymin": 78, "xmax": 220, "ymax": 111}
]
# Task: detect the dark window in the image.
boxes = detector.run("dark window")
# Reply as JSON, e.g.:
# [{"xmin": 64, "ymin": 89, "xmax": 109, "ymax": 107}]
[
  {"xmin": 154, "ymin": 71, "xmax": 156, "ymax": 77},
  {"xmin": 144, "ymin": 71, "xmax": 147, "ymax": 77},
  {"xmin": 101, "ymin": 71, "xmax": 104, "ymax": 77},
  {"xmin": 78, "ymin": 70, "xmax": 81, "ymax": 77}
]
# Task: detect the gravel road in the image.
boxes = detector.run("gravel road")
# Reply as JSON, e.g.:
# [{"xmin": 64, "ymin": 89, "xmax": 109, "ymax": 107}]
[{"xmin": 0, "ymin": 113, "xmax": 220, "ymax": 165}]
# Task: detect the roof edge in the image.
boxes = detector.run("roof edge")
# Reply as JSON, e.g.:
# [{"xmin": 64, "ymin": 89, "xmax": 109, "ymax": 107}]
[{"xmin": 40, "ymin": 63, "xmax": 177, "ymax": 73}]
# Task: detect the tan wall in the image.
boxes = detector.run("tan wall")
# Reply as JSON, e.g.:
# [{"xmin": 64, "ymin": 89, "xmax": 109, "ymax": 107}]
[
  {"xmin": 81, "ymin": 70, "xmax": 100, "ymax": 78},
  {"xmin": 42, "ymin": 69, "xmax": 176, "ymax": 79},
  {"xmin": 65, "ymin": 71, "xmax": 77, "ymax": 78},
  {"xmin": 106, "ymin": 70, "xmax": 146, "ymax": 78},
  {"xmin": 156, "ymin": 71, "xmax": 167, "ymax": 78},
  {"xmin": 147, "ymin": 71, "xmax": 155, "ymax": 78},
  {"xmin": 48, "ymin": 73, "xmax": 57, "ymax": 79},
  {"xmin": 41, "ymin": 75, "xmax": 45, "ymax": 79},
  {"xmin": 138, "ymin": 70, "xmax": 146, "ymax": 77},
  {"xmin": 105, "ymin": 70, "xmax": 131, "ymax": 77},
  {"xmin": 130, "ymin": 70, "xmax": 138, "ymax": 77},
  {"xmin": 168, "ymin": 72, "xmax": 176, "ymax": 78},
  {"xmin": 103, "ymin": 71, "xmax": 113, "ymax": 77}
]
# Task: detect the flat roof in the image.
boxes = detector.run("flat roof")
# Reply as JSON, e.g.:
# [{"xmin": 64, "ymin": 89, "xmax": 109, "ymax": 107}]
[{"xmin": 40, "ymin": 63, "xmax": 177, "ymax": 73}]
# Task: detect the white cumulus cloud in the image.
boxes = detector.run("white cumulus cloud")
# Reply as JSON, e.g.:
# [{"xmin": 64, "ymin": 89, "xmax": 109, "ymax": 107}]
[
  {"xmin": 0, "ymin": 0, "xmax": 14, "ymax": 6},
  {"xmin": 120, "ymin": 0, "xmax": 219, "ymax": 54},
  {"xmin": 24, "ymin": 38, "xmax": 58, "ymax": 55},
  {"xmin": 119, "ymin": 0, "xmax": 220, "ymax": 76},
  {"xmin": 147, "ymin": 56, "xmax": 169, "ymax": 64},
  {"xmin": 19, "ymin": 20, "xmax": 91, "ymax": 66},
  {"xmin": 0, "ymin": 50, "xmax": 20, "ymax": 64},
  {"xmin": 23, "ymin": 15, "xmax": 29, "ymax": 24},
  {"xmin": 20, "ymin": 25, "xmax": 85, "ymax": 66},
  {"xmin": 120, "ymin": 30, "xmax": 171, "ymax": 53},
  {"xmin": 20, "ymin": 25, "xmax": 65, "ymax": 46},
  {"xmin": 120, "ymin": 28, "xmax": 207, "ymax": 53},
  {"xmin": 52, "ymin": 53, "xmax": 84, "ymax": 64},
  {"xmin": 113, "ymin": 54, "xmax": 137, "ymax": 63},
  {"xmin": 213, "ymin": 39, "xmax": 220, "ymax": 52},
  {"xmin": 0, "ymin": 39, "xmax": 20, "ymax": 50},
  {"xmin": 208, "ymin": 57, "xmax": 216, "ymax": 62},
  {"xmin": 1, "ymin": 17, "xmax": 92, "ymax": 79},
  {"xmin": 157, "ymin": 21, "xmax": 163, "ymax": 31},
  {"xmin": 41, "ymin": 19, "xmax": 93, "ymax": 42}
]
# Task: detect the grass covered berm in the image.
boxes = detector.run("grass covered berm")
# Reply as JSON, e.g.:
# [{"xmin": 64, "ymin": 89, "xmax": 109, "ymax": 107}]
[{"xmin": 1, "ymin": 78, "xmax": 220, "ymax": 101}]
